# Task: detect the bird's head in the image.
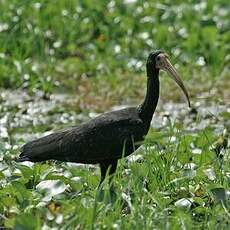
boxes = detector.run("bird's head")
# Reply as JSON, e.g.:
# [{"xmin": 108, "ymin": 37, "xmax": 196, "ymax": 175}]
[{"xmin": 147, "ymin": 50, "xmax": 191, "ymax": 107}]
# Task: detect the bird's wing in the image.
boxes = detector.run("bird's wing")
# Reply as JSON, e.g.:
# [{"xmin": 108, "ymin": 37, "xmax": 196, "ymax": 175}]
[
  {"xmin": 59, "ymin": 114, "xmax": 144, "ymax": 162},
  {"xmin": 19, "ymin": 108, "xmax": 145, "ymax": 162}
]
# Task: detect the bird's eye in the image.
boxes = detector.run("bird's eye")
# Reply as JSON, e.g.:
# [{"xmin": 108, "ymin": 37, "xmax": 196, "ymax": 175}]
[{"xmin": 156, "ymin": 56, "xmax": 161, "ymax": 61}]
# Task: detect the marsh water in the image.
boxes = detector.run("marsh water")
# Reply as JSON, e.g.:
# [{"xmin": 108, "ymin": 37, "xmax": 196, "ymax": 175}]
[{"xmin": 0, "ymin": 89, "xmax": 229, "ymax": 158}]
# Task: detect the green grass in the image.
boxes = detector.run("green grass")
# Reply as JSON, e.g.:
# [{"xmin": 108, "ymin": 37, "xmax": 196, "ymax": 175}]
[
  {"xmin": 0, "ymin": 0, "xmax": 229, "ymax": 93},
  {"xmin": 0, "ymin": 123, "xmax": 229, "ymax": 229},
  {"xmin": 0, "ymin": 0, "xmax": 229, "ymax": 229}
]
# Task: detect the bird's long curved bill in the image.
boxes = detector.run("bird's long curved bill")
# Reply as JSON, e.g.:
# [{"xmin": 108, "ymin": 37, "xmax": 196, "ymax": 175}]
[{"xmin": 163, "ymin": 58, "xmax": 191, "ymax": 107}]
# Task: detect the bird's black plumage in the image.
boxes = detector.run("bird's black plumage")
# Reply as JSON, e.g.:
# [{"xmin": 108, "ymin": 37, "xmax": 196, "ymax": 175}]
[{"xmin": 19, "ymin": 50, "xmax": 189, "ymax": 185}]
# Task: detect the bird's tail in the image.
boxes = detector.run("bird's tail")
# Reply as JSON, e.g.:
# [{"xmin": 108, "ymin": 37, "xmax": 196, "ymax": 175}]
[
  {"xmin": 17, "ymin": 131, "xmax": 65, "ymax": 163},
  {"xmin": 17, "ymin": 155, "xmax": 31, "ymax": 162}
]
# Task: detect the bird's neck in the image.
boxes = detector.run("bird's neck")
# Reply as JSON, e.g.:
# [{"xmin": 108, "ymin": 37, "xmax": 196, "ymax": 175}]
[{"xmin": 138, "ymin": 69, "xmax": 159, "ymax": 125}]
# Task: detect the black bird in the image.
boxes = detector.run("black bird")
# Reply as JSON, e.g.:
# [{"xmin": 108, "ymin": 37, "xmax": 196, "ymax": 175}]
[{"xmin": 18, "ymin": 51, "xmax": 190, "ymax": 185}]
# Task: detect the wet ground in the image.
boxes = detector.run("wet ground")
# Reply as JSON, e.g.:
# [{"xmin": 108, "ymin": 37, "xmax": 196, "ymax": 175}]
[{"xmin": 0, "ymin": 88, "xmax": 229, "ymax": 158}]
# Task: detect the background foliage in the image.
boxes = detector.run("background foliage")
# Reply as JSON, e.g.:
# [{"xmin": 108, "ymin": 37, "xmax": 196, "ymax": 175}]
[{"xmin": 0, "ymin": 0, "xmax": 229, "ymax": 92}]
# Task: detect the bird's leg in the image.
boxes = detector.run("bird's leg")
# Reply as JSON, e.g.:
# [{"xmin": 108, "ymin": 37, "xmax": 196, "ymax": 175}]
[
  {"xmin": 99, "ymin": 160, "xmax": 117, "ymax": 187},
  {"xmin": 107, "ymin": 161, "xmax": 117, "ymax": 200},
  {"xmin": 108, "ymin": 160, "xmax": 118, "ymax": 189},
  {"xmin": 97, "ymin": 160, "xmax": 117, "ymax": 202}
]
